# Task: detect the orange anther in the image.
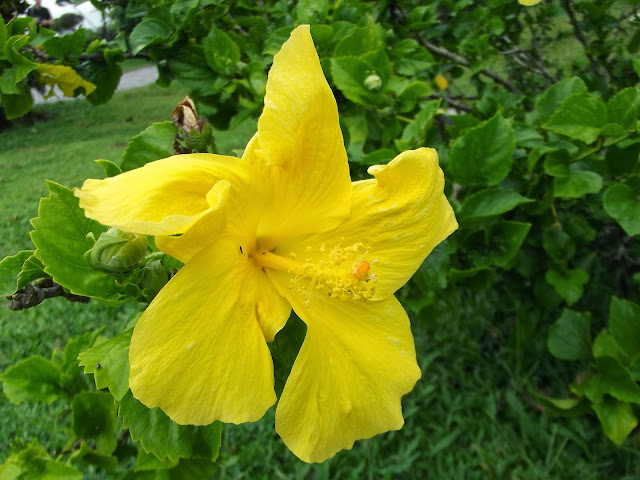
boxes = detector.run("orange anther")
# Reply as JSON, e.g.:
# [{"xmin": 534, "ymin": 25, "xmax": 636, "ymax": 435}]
[{"xmin": 353, "ymin": 260, "xmax": 371, "ymax": 280}]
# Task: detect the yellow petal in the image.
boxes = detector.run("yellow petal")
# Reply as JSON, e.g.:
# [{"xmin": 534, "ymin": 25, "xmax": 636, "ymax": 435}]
[
  {"xmin": 518, "ymin": 0, "xmax": 542, "ymax": 5},
  {"xmin": 255, "ymin": 25, "xmax": 351, "ymax": 246},
  {"xmin": 129, "ymin": 237, "xmax": 282, "ymax": 425},
  {"xmin": 279, "ymin": 148, "xmax": 457, "ymax": 300},
  {"xmin": 76, "ymin": 154, "xmax": 248, "ymax": 236},
  {"xmin": 268, "ymin": 269, "xmax": 421, "ymax": 463}
]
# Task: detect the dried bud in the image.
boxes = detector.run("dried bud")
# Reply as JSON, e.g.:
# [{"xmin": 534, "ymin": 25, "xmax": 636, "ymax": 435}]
[
  {"xmin": 171, "ymin": 96, "xmax": 214, "ymax": 153},
  {"xmin": 364, "ymin": 73, "xmax": 382, "ymax": 92},
  {"xmin": 88, "ymin": 228, "xmax": 147, "ymax": 274}
]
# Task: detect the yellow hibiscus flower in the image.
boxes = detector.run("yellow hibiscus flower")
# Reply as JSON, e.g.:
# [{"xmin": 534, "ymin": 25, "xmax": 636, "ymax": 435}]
[{"xmin": 76, "ymin": 25, "xmax": 457, "ymax": 463}]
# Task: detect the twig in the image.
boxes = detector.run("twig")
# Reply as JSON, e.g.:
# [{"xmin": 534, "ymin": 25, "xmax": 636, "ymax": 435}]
[
  {"xmin": 499, "ymin": 35, "xmax": 558, "ymax": 84},
  {"xmin": 418, "ymin": 38, "xmax": 524, "ymax": 95},
  {"xmin": 7, "ymin": 279, "xmax": 90, "ymax": 311},
  {"xmin": 426, "ymin": 93, "xmax": 473, "ymax": 112},
  {"xmin": 560, "ymin": 0, "xmax": 608, "ymax": 83}
]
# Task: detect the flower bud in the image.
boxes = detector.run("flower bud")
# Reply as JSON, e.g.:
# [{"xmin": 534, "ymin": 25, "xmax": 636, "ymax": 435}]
[
  {"xmin": 88, "ymin": 228, "xmax": 147, "ymax": 274},
  {"xmin": 139, "ymin": 258, "xmax": 169, "ymax": 301},
  {"xmin": 364, "ymin": 73, "xmax": 382, "ymax": 92},
  {"xmin": 434, "ymin": 74, "xmax": 449, "ymax": 91}
]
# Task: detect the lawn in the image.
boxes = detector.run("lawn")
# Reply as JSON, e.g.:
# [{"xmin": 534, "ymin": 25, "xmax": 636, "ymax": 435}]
[{"xmin": 1, "ymin": 83, "xmax": 639, "ymax": 478}]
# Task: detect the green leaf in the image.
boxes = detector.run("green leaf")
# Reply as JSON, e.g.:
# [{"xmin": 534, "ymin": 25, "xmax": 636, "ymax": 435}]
[
  {"xmin": 396, "ymin": 81, "xmax": 431, "ymax": 113},
  {"xmin": 130, "ymin": 19, "xmax": 172, "ymax": 56},
  {"xmin": 58, "ymin": 330, "xmax": 101, "ymax": 381},
  {"xmin": 204, "ymin": 27, "xmax": 240, "ymax": 75},
  {"xmin": 603, "ymin": 183, "xmax": 640, "ymax": 236},
  {"xmin": 554, "ymin": 167, "xmax": 603, "ymax": 198},
  {"xmin": 459, "ymin": 188, "xmax": 532, "ymax": 220},
  {"xmin": 394, "ymin": 99, "xmax": 440, "ymax": 150},
  {"xmin": 120, "ymin": 121, "xmax": 177, "ymax": 171},
  {"xmin": 330, "ymin": 56, "xmax": 391, "ymax": 107},
  {"xmin": 449, "ymin": 113, "xmax": 515, "ymax": 187},
  {"xmin": 136, "ymin": 449, "xmax": 178, "ymax": 471},
  {"xmin": 0, "ymin": 439, "xmax": 83, "ymax": 480},
  {"xmin": 42, "ymin": 28, "xmax": 85, "ymax": 57},
  {"xmin": 16, "ymin": 254, "xmax": 48, "ymax": 291},
  {"xmin": 119, "ymin": 391, "xmax": 222, "ymax": 462},
  {"xmin": 0, "ymin": 250, "xmax": 32, "ymax": 296},
  {"xmin": 409, "ymin": 241, "xmax": 449, "ymax": 311},
  {"xmin": 535, "ymin": 76, "xmax": 587, "ymax": 123},
  {"xmin": 78, "ymin": 329, "xmax": 133, "ymax": 401},
  {"xmin": 543, "ymin": 93, "xmax": 607, "ymax": 144},
  {"xmin": 72, "ymin": 391, "xmax": 119, "ymax": 454},
  {"xmin": 30, "ymin": 181, "xmax": 123, "ymax": 300},
  {"xmin": 545, "ymin": 268, "xmax": 589, "ymax": 306},
  {"xmin": 607, "ymin": 87, "xmax": 639, "ymax": 131},
  {"xmin": 68, "ymin": 442, "xmax": 118, "ymax": 472},
  {"xmin": 609, "ymin": 297, "xmax": 640, "ymax": 359},
  {"xmin": 593, "ymin": 397, "xmax": 637, "ymax": 446},
  {"xmin": 334, "ymin": 24, "xmax": 385, "ymax": 57},
  {"xmin": 542, "ymin": 227, "xmax": 576, "ymax": 264},
  {"xmin": 0, "ymin": 356, "xmax": 62, "ymax": 404},
  {"xmin": 547, "ymin": 309, "xmax": 591, "ymax": 360},
  {"xmin": 593, "ymin": 330, "xmax": 622, "ymax": 360},
  {"xmin": 471, "ymin": 221, "xmax": 531, "ymax": 268},
  {"xmin": 95, "ymin": 159, "xmax": 122, "ymax": 178},
  {"xmin": 296, "ymin": 0, "xmax": 328, "ymax": 23},
  {"xmin": 532, "ymin": 391, "xmax": 590, "ymax": 416},
  {"xmin": 582, "ymin": 357, "xmax": 640, "ymax": 405},
  {"xmin": 1, "ymin": 87, "xmax": 34, "ymax": 120},
  {"xmin": 76, "ymin": 58, "xmax": 123, "ymax": 106}
]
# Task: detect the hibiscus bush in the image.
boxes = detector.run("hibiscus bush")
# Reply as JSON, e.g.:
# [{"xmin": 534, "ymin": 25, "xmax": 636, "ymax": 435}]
[{"xmin": 1, "ymin": 0, "xmax": 640, "ymax": 477}]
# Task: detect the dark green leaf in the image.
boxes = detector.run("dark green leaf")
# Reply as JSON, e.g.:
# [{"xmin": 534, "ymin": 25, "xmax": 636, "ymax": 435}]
[
  {"xmin": 547, "ymin": 309, "xmax": 591, "ymax": 360},
  {"xmin": 78, "ymin": 329, "xmax": 133, "ymax": 401},
  {"xmin": 554, "ymin": 166, "xmax": 603, "ymax": 198},
  {"xmin": 543, "ymin": 93, "xmax": 607, "ymax": 144},
  {"xmin": 395, "ymin": 100, "xmax": 440, "ymax": 150},
  {"xmin": 545, "ymin": 268, "xmax": 589, "ymax": 305},
  {"xmin": 593, "ymin": 397, "xmax": 637, "ymax": 446},
  {"xmin": 592, "ymin": 330, "xmax": 621, "ymax": 360},
  {"xmin": 542, "ymin": 227, "xmax": 576, "ymax": 264},
  {"xmin": 68, "ymin": 442, "xmax": 118, "ymax": 472},
  {"xmin": 607, "ymin": 87, "xmax": 639, "ymax": 131},
  {"xmin": 129, "ymin": 19, "xmax": 172, "ymax": 56},
  {"xmin": 30, "ymin": 181, "xmax": 123, "ymax": 300},
  {"xmin": 120, "ymin": 121, "xmax": 177, "ymax": 171},
  {"xmin": 449, "ymin": 113, "xmax": 515, "ymax": 187},
  {"xmin": 296, "ymin": 0, "xmax": 328, "ymax": 23},
  {"xmin": 583, "ymin": 357, "xmax": 640, "ymax": 405},
  {"xmin": 460, "ymin": 188, "xmax": 532, "ymax": 220},
  {"xmin": 0, "ymin": 356, "xmax": 62, "ymax": 404},
  {"xmin": 603, "ymin": 183, "xmax": 640, "ymax": 236},
  {"xmin": 119, "ymin": 391, "xmax": 222, "ymax": 462},
  {"xmin": 535, "ymin": 76, "xmax": 587, "ymax": 123},
  {"xmin": 72, "ymin": 391, "xmax": 118, "ymax": 454},
  {"xmin": 76, "ymin": 58, "xmax": 123, "ymax": 106},
  {"xmin": 609, "ymin": 297, "xmax": 640, "ymax": 359},
  {"xmin": 42, "ymin": 28, "xmax": 85, "ymax": 57},
  {"xmin": 204, "ymin": 27, "xmax": 240, "ymax": 75}
]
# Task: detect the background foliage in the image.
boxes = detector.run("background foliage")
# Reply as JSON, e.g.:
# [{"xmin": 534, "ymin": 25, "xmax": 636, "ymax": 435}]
[{"xmin": 1, "ymin": 0, "xmax": 640, "ymax": 478}]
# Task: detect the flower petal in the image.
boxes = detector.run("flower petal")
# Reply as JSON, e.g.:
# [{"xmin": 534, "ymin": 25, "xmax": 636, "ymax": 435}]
[
  {"xmin": 279, "ymin": 148, "xmax": 457, "ymax": 300},
  {"xmin": 268, "ymin": 270, "xmax": 421, "ymax": 463},
  {"xmin": 255, "ymin": 25, "xmax": 351, "ymax": 245},
  {"xmin": 129, "ymin": 237, "xmax": 279, "ymax": 425},
  {"xmin": 76, "ymin": 154, "xmax": 248, "ymax": 236}
]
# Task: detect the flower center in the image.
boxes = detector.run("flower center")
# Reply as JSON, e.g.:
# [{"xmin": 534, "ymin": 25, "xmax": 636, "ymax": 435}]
[{"xmin": 251, "ymin": 241, "xmax": 378, "ymax": 306}]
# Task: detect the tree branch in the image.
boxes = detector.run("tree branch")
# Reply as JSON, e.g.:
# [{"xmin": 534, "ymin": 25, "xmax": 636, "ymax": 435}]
[
  {"xmin": 417, "ymin": 38, "xmax": 523, "ymax": 95},
  {"xmin": 7, "ymin": 279, "xmax": 90, "ymax": 311},
  {"xmin": 560, "ymin": 0, "xmax": 608, "ymax": 83}
]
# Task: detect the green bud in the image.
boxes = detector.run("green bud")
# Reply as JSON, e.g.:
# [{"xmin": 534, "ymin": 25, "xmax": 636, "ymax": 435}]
[
  {"xmin": 139, "ymin": 258, "xmax": 169, "ymax": 301},
  {"xmin": 364, "ymin": 73, "xmax": 382, "ymax": 92},
  {"xmin": 88, "ymin": 228, "xmax": 147, "ymax": 274}
]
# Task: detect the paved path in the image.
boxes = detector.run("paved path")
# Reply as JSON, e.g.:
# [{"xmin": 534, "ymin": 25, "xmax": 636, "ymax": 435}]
[{"xmin": 32, "ymin": 65, "xmax": 158, "ymax": 104}]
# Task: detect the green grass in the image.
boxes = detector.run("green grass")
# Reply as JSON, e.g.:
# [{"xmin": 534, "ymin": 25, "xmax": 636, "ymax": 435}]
[{"xmin": 1, "ymin": 83, "xmax": 640, "ymax": 478}]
